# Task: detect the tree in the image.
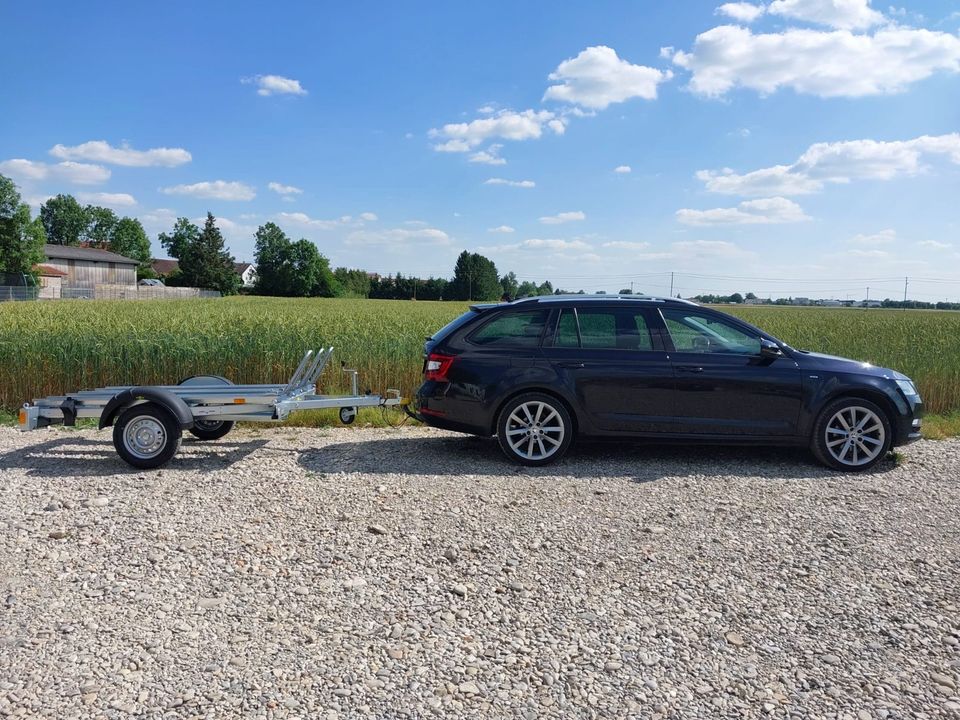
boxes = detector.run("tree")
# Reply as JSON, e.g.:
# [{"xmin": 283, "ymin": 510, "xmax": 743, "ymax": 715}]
[
  {"xmin": 537, "ymin": 280, "xmax": 553, "ymax": 296},
  {"xmin": 0, "ymin": 174, "xmax": 45, "ymax": 276},
  {"xmin": 158, "ymin": 217, "xmax": 200, "ymax": 261},
  {"xmin": 253, "ymin": 223, "xmax": 336, "ymax": 297},
  {"xmin": 729, "ymin": 292, "xmax": 744, "ymax": 304},
  {"xmin": 516, "ymin": 280, "xmax": 538, "ymax": 298},
  {"xmin": 500, "ymin": 271, "xmax": 519, "ymax": 299},
  {"xmin": 85, "ymin": 206, "xmax": 118, "ymax": 248},
  {"xmin": 449, "ymin": 250, "xmax": 500, "ymax": 301},
  {"xmin": 253, "ymin": 222, "xmax": 290, "ymax": 295},
  {"xmin": 618, "ymin": 288, "xmax": 633, "ymax": 295},
  {"xmin": 745, "ymin": 292, "xmax": 757, "ymax": 300},
  {"xmin": 40, "ymin": 194, "xmax": 88, "ymax": 246},
  {"xmin": 178, "ymin": 213, "xmax": 240, "ymax": 294},
  {"xmin": 334, "ymin": 267, "xmax": 372, "ymax": 298},
  {"xmin": 111, "ymin": 217, "xmax": 151, "ymax": 268}
]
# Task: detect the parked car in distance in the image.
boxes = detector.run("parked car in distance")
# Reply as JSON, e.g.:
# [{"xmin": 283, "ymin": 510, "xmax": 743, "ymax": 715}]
[
  {"xmin": 415, "ymin": 295, "xmax": 923, "ymax": 471},
  {"xmin": 138, "ymin": 278, "xmax": 164, "ymax": 287}
]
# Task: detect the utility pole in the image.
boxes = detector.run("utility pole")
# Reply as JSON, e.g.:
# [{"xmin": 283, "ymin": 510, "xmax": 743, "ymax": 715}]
[
  {"xmin": 468, "ymin": 272, "xmax": 472, "ymax": 301},
  {"xmin": 669, "ymin": 271, "xmax": 674, "ymax": 297},
  {"xmin": 866, "ymin": 286, "xmax": 869, "ymax": 302},
  {"xmin": 629, "ymin": 280, "xmax": 634, "ymax": 294},
  {"xmin": 903, "ymin": 276, "xmax": 909, "ymax": 304}
]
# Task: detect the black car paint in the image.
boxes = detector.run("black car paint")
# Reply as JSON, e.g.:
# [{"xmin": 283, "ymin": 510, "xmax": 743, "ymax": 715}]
[{"xmin": 417, "ymin": 298, "xmax": 923, "ymax": 448}]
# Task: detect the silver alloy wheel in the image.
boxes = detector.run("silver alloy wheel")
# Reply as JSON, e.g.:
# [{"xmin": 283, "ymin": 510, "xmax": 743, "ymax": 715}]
[
  {"xmin": 505, "ymin": 401, "xmax": 565, "ymax": 461},
  {"xmin": 123, "ymin": 415, "xmax": 167, "ymax": 460},
  {"xmin": 824, "ymin": 405, "xmax": 886, "ymax": 467}
]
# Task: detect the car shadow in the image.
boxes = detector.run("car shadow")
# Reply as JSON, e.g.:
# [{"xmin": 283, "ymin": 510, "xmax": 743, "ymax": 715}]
[
  {"xmin": 0, "ymin": 434, "xmax": 270, "ymax": 477},
  {"xmin": 299, "ymin": 433, "xmax": 898, "ymax": 482}
]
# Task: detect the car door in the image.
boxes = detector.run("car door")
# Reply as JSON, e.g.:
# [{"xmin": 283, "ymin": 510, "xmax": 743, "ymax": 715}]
[
  {"xmin": 541, "ymin": 306, "xmax": 677, "ymax": 433},
  {"xmin": 660, "ymin": 307, "xmax": 802, "ymax": 436}
]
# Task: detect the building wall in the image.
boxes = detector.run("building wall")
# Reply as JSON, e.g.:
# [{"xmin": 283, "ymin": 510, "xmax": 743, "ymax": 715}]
[
  {"xmin": 44, "ymin": 258, "xmax": 137, "ymax": 287},
  {"xmin": 38, "ymin": 276, "xmax": 62, "ymax": 299}
]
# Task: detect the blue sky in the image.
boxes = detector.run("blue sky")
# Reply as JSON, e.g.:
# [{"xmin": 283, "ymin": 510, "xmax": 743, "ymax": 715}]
[{"xmin": 1, "ymin": 0, "xmax": 959, "ymax": 300}]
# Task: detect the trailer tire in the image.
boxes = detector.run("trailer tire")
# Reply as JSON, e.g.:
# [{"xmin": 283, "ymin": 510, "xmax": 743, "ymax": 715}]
[
  {"xmin": 339, "ymin": 406, "xmax": 357, "ymax": 425},
  {"xmin": 189, "ymin": 418, "xmax": 235, "ymax": 441},
  {"xmin": 113, "ymin": 403, "xmax": 182, "ymax": 470},
  {"xmin": 179, "ymin": 375, "xmax": 235, "ymax": 440}
]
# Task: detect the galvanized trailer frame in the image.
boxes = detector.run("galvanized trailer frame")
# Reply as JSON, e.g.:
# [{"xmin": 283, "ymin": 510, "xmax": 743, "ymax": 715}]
[{"xmin": 17, "ymin": 348, "xmax": 406, "ymax": 469}]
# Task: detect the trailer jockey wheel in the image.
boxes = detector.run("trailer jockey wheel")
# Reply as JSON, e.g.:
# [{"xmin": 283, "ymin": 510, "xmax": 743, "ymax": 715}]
[
  {"xmin": 178, "ymin": 374, "xmax": 235, "ymax": 440},
  {"xmin": 339, "ymin": 406, "xmax": 357, "ymax": 425}
]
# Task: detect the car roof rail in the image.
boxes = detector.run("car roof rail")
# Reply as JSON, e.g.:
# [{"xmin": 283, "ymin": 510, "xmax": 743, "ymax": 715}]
[{"xmin": 506, "ymin": 294, "xmax": 698, "ymax": 306}]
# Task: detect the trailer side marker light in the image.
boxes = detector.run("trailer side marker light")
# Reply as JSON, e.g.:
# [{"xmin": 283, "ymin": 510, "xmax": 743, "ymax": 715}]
[
  {"xmin": 18, "ymin": 408, "xmax": 27, "ymax": 425},
  {"xmin": 233, "ymin": 398, "xmax": 246, "ymax": 404}
]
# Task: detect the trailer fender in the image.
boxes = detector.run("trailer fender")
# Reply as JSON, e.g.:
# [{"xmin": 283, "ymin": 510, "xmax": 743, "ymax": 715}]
[{"xmin": 99, "ymin": 387, "xmax": 195, "ymax": 430}]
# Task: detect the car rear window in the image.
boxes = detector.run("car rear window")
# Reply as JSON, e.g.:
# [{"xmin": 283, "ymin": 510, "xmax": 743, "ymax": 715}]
[
  {"xmin": 429, "ymin": 310, "xmax": 480, "ymax": 344},
  {"xmin": 469, "ymin": 310, "xmax": 549, "ymax": 347}
]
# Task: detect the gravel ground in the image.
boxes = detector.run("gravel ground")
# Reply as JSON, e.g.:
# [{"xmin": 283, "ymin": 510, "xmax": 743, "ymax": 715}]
[{"xmin": 0, "ymin": 425, "xmax": 958, "ymax": 719}]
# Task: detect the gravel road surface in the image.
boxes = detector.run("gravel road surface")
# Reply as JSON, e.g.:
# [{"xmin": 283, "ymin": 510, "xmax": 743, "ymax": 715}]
[{"xmin": 1, "ymin": 425, "xmax": 958, "ymax": 719}]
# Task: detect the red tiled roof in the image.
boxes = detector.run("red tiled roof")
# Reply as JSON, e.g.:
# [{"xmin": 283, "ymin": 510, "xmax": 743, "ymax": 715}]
[
  {"xmin": 33, "ymin": 264, "xmax": 68, "ymax": 277},
  {"xmin": 151, "ymin": 259, "xmax": 179, "ymax": 275}
]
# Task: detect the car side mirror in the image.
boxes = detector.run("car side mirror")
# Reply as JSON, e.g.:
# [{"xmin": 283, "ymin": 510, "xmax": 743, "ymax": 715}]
[{"xmin": 759, "ymin": 339, "xmax": 783, "ymax": 358}]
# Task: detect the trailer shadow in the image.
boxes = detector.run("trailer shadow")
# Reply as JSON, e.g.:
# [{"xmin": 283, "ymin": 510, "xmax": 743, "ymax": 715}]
[
  {"xmin": 298, "ymin": 433, "xmax": 896, "ymax": 482},
  {"xmin": 0, "ymin": 434, "xmax": 269, "ymax": 477}
]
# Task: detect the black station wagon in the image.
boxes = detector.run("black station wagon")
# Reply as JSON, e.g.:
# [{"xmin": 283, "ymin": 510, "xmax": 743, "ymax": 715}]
[{"xmin": 415, "ymin": 295, "xmax": 923, "ymax": 471}]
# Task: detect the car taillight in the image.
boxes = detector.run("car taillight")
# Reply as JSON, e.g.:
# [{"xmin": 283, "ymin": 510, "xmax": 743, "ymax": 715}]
[{"xmin": 424, "ymin": 352, "xmax": 455, "ymax": 382}]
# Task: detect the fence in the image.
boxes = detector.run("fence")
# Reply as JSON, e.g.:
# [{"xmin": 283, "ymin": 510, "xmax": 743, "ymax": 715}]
[{"xmin": 0, "ymin": 285, "xmax": 220, "ymax": 302}]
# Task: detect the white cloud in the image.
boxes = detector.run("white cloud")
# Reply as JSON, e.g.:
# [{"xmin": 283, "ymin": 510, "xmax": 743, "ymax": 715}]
[
  {"xmin": 666, "ymin": 25, "xmax": 960, "ymax": 98},
  {"xmin": 602, "ymin": 240, "xmax": 651, "ymax": 250},
  {"xmin": 850, "ymin": 228, "xmax": 897, "ymax": 244},
  {"xmin": 488, "ymin": 225, "xmax": 516, "ymax": 233},
  {"xmin": 0, "ymin": 158, "xmax": 110, "ymax": 185},
  {"xmin": 469, "ymin": 144, "xmax": 507, "ymax": 165},
  {"xmin": 160, "ymin": 180, "xmax": 256, "ymax": 201},
  {"xmin": 346, "ymin": 227, "xmax": 451, "ymax": 246},
  {"xmin": 716, "ymin": 2, "xmax": 767, "ymax": 22},
  {"xmin": 918, "ymin": 239, "xmax": 952, "ymax": 249},
  {"xmin": 676, "ymin": 197, "xmax": 811, "ymax": 225},
  {"xmin": 242, "ymin": 74, "xmax": 307, "ymax": 96},
  {"xmin": 276, "ymin": 212, "xmax": 355, "ymax": 230},
  {"xmin": 543, "ymin": 46, "xmax": 673, "ymax": 109},
  {"xmin": 268, "ymin": 181, "xmax": 303, "ymax": 196},
  {"xmin": 768, "ymin": 0, "xmax": 885, "ymax": 29},
  {"xmin": 845, "ymin": 248, "xmax": 890, "ymax": 258},
  {"xmin": 76, "ymin": 192, "xmax": 137, "ymax": 208},
  {"xmin": 697, "ymin": 133, "xmax": 960, "ymax": 195},
  {"xmin": 484, "ymin": 178, "xmax": 536, "ymax": 188},
  {"xmin": 359, "ymin": 212, "xmax": 378, "ymax": 222},
  {"xmin": 613, "ymin": 165, "xmax": 632, "ymax": 174},
  {"xmin": 673, "ymin": 239, "xmax": 755, "ymax": 258},
  {"xmin": 540, "ymin": 211, "xmax": 586, "ymax": 225},
  {"xmin": 50, "ymin": 140, "xmax": 191, "ymax": 167},
  {"xmin": 430, "ymin": 109, "xmax": 562, "ymax": 152}
]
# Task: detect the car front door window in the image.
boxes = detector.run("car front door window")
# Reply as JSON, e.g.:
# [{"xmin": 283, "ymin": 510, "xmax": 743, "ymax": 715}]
[{"xmin": 661, "ymin": 309, "xmax": 761, "ymax": 355}]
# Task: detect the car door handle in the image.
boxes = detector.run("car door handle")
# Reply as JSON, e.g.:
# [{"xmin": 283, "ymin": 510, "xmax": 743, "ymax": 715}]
[
  {"xmin": 558, "ymin": 362, "xmax": 585, "ymax": 369},
  {"xmin": 677, "ymin": 365, "xmax": 704, "ymax": 373}
]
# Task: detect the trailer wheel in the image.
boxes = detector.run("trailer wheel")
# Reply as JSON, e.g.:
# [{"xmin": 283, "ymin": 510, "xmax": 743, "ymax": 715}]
[
  {"xmin": 189, "ymin": 418, "xmax": 235, "ymax": 441},
  {"xmin": 339, "ymin": 406, "xmax": 357, "ymax": 425},
  {"xmin": 179, "ymin": 375, "xmax": 235, "ymax": 440},
  {"xmin": 113, "ymin": 403, "xmax": 182, "ymax": 469}
]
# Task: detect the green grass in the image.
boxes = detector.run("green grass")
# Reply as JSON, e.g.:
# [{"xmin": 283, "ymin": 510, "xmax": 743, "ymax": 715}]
[{"xmin": 1, "ymin": 298, "xmax": 958, "ymax": 436}]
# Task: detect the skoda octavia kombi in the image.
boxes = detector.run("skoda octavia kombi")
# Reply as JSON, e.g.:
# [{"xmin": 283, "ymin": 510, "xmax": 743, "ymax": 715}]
[{"xmin": 414, "ymin": 295, "xmax": 923, "ymax": 471}]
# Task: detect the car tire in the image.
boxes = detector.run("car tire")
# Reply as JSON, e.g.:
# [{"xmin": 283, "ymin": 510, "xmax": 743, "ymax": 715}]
[
  {"xmin": 810, "ymin": 397, "xmax": 892, "ymax": 472},
  {"xmin": 497, "ymin": 393, "xmax": 573, "ymax": 466},
  {"xmin": 113, "ymin": 402, "xmax": 182, "ymax": 469}
]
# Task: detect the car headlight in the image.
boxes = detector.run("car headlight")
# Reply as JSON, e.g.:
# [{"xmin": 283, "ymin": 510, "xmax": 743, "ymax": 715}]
[{"xmin": 895, "ymin": 379, "xmax": 919, "ymax": 398}]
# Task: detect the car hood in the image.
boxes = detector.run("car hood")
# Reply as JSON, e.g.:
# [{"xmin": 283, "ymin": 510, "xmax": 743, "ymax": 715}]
[{"xmin": 792, "ymin": 349, "xmax": 904, "ymax": 379}]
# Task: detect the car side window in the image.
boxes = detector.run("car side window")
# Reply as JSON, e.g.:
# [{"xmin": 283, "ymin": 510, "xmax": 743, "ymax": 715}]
[
  {"xmin": 469, "ymin": 310, "xmax": 549, "ymax": 347},
  {"xmin": 554, "ymin": 308, "xmax": 655, "ymax": 350},
  {"xmin": 661, "ymin": 309, "xmax": 761, "ymax": 355},
  {"xmin": 555, "ymin": 310, "xmax": 580, "ymax": 347}
]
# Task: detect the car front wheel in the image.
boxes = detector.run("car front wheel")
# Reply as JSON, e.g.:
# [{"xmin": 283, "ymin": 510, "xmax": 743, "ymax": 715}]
[
  {"xmin": 496, "ymin": 393, "xmax": 573, "ymax": 466},
  {"xmin": 811, "ymin": 397, "xmax": 892, "ymax": 472}
]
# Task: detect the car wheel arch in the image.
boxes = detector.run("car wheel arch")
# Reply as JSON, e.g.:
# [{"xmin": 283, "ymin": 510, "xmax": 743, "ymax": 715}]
[
  {"xmin": 817, "ymin": 388, "xmax": 897, "ymax": 433},
  {"xmin": 490, "ymin": 387, "xmax": 580, "ymax": 436}
]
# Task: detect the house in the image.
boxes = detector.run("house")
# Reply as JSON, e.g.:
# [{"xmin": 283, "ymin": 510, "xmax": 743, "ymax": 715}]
[
  {"xmin": 42, "ymin": 244, "xmax": 139, "ymax": 288},
  {"xmin": 234, "ymin": 262, "xmax": 257, "ymax": 288},
  {"xmin": 32, "ymin": 263, "xmax": 69, "ymax": 299},
  {"xmin": 150, "ymin": 259, "xmax": 256, "ymax": 288}
]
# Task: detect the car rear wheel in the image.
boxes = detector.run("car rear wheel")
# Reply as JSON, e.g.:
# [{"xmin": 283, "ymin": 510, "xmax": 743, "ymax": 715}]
[
  {"xmin": 497, "ymin": 393, "xmax": 573, "ymax": 466},
  {"xmin": 811, "ymin": 397, "xmax": 892, "ymax": 472}
]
